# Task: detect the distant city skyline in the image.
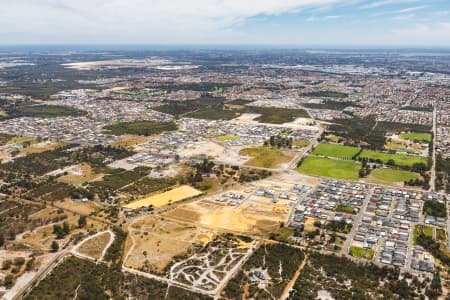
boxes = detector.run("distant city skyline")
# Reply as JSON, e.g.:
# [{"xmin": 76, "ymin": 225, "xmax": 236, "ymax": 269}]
[{"xmin": 1, "ymin": 0, "xmax": 449, "ymax": 46}]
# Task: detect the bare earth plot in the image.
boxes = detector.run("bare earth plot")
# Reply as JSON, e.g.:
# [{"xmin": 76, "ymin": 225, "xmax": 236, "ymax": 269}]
[
  {"xmin": 162, "ymin": 197, "xmax": 289, "ymax": 236},
  {"xmin": 123, "ymin": 185, "xmax": 202, "ymax": 209},
  {"xmin": 125, "ymin": 216, "xmax": 255, "ymax": 294},
  {"xmin": 57, "ymin": 163, "xmax": 104, "ymax": 185},
  {"xmin": 52, "ymin": 198, "xmax": 99, "ymax": 215},
  {"xmin": 76, "ymin": 231, "xmax": 112, "ymax": 260},
  {"xmin": 124, "ymin": 216, "xmax": 215, "ymax": 274}
]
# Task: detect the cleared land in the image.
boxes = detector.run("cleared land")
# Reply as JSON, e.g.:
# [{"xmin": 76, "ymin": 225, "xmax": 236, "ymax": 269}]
[
  {"xmin": 312, "ymin": 143, "xmax": 360, "ymax": 159},
  {"xmin": 123, "ymin": 185, "xmax": 202, "ymax": 209},
  {"xmin": 125, "ymin": 216, "xmax": 215, "ymax": 273},
  {"xmin": 57, "ymin": 163, "xmax": 104, "ymax": 185},
  {"xmin": 359, "ymin": 150, "xmax": 428, "ymax": 167},
  {"xmin": 162, "ymin": 195, "xmax": 290, "ymax": 236},
  {"xmin": 296, "ymin": 156, "xmax": 360, "ymax": 180},
  {"xmin": 110, "ymin": 135, "xmax": 153, "ymax": 148},
  {"xmin": 349, "ymin": 246, "xmax": 375, "ymax": 260},
  {"xmin": 400, "ymin": 132, "xmax": 432, "ymax": 142},
  {"xmin": 20, "ymin": 141, "xmax": 66, "ymax": 155},
  {"xmin": 370, "ymin": 168, "xmax": 420, "ymax": 183},
  {"xmin": 240, "ymin": 147, "xmax": 294, "ymax": 168},
  {"xmin": 76, "ymin": 232, "xmax": 112, "ymax": 260},
  {"xmin": 53, "ymin": 198, "xmax": 99, "ymax": 215}
]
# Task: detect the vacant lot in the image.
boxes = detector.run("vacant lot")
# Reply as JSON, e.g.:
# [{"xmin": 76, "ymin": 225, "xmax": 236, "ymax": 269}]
[
  {"xmin": 349, "ymin": 246, "xmax": 375, "ymax": 260},
  {"xmin": 240, "ymin": 147, "xmax": 294, "ymax": 168},
  {"xmin": 20, "ymin": 141, "xmax": 66, "ymax": 155},
  {"xmin": 400, "ymin": 132, "xmax": 432, "ymax": 143},
  {"xmin": 53, "ymin": 198, "xmax": 99, "ymax": 215},
  {"xmin": 110, "ymin": 135, "xmax": 153, "ymax": 148},
  {"xmin": 297, "ymin": 156, "xmax": 360, "ymax": 180},
  {"xmin": 163, "ymin": 196, "xmax": 289, "ymax": 236},
  {"xmin": 125, "ymin": 216, "xmax": 215, "ymax": 273},
  {"xmin": 312, "ymin": 143, "xmax": 360, "ymax": 159},
  {"xmin": 370, "ymin": 168, "xmax": 420, "ymax": 184},
  {"xmin": 359, "ymin": 150, "xmax": 428, "ymax": 167},
  {"xmin": 123, "ymin": 185, "xmax": 202, "ymax": 209},
  {"xmin": 76, "ymin": 231, "xmax": 112, "ymax": 260},
  {"xmin": 57, "ymin": 163, "xmax": 104, "ymax": 185}
]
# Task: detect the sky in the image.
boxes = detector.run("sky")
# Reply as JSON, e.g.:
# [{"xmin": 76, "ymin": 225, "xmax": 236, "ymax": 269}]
[{"xmin": 0, "ymin": 0, "xmax": 449, "ymax": 47}]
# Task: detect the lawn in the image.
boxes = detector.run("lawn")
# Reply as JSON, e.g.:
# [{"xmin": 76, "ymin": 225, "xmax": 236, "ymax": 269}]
[
  {"xmin": 400, "ymin": 132, "xmax": 432, "ymax": 143},
  {"xmin": 325, "ymin": 134, "xmax": 342, "ymax": 143},
  {"xmin": 336, "ymin": 205, "xmax": 356, "ymax": 214},
  {"xmin": 370, "ymin": 168, "xmax": 420, "ymax": 183},
  {"xmin": 216, "ymin": 135, "xmax": 238, "ymax": 142},
  {"xmin": 349, "ymin": 246, "xmax": 375, "ymax": 260},
  {"xmin": 240, "ymin": 147, "xmax": 292, "ymax": 168},
  {"xmin": 312, "ymin": 143, "xmax": 360, "ymax": 159},
  {"xmin": 296, "ymin": 156, "xmax": 361, "ymax": 180},
  {"xmin": 359, "ymin": 150, "xmax": 428, "ymax": 167},
  {"xmin": 294, "ymin": 139, "xmax": 310, "ymax": 147},
  {"xmin": 414, "ymin": 225, "xmax": 434, "ymax": 245}
]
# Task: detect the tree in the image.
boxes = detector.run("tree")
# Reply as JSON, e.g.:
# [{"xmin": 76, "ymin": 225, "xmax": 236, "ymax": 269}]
[
  {"xmin": 51, "ymin": 241, "xmax": 59, "ymax": 252},
  {"xmin": 387, "ymin": 159, "xmax": 395, "ymax": 166},
  {"xmin": 3, "ymin": 274, "xmax": 14, "ymax": 288},
  {"xmin": 78, "ymin": 216, "xmax": 87, "ymax": 228},
  {"xmin": 2, "ymin": 259, "xmax": 12, "ymax": 270}
]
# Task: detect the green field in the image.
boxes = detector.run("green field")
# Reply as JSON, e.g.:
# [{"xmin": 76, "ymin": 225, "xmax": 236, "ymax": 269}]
[
  {"xmin": 400, "ymin": 132, "xmax": 432, "ymax": 143},
  {"xmin": 294, "ymin": 139, "xmax": 310, "ymax": 147},
  {"xmin": 296, "ymin": 156, "xmax": 361, "ymax": 180},
  {"xmin": 216, "ymin": 135, "xmax": 238, "ymax": 142},
  {"xmin": 336, "ymin": 205, "xmax": 356, "ymax": 214},
  {"xmin": 349, "ymin": 246, "xmax": 375, "ymax": 260},
  {"xmin": 312, "ymin": 143, "xmax": 360, "ymax": 159},
  {"xmin": 370, "ymin": 168, "xmax": 420, "ymax": 183},
  {"xmin": 359, "ymin": 150, "xmax": 428, "ymax": 167},
  {"xmin": 414, "ymin": 225, "xmax": 434, "ymax": 245},
  {"xmin": 241, "ymin": 147, "xmax": 291, "ymax": 168},
  {"xmin": 103, "ymin": 120, "xmax": 177, "ymax": 136}
]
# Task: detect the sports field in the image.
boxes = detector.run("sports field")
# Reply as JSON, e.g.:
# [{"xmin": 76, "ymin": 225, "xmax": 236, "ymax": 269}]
[
  {"xmin": 123, "ymin": 185, "xmax": 202, "ymax": 209},
  {"xmin": 296, "ymin": 156, "xmax": 360, "ymax": 180},
  {"xmin": 400, "ymin": 132, "xmax": 432, "ymax": 143},
  {"xmin": 370, "ymin": 168, "xmax": 420, "ymax": 183},
  {"xmin": 312, "ymin": 143, "xmax": 360, "ymax": 159},
  {"xmin": 359, "ymin": 150, "xmax": 428, "ymax": 167}
]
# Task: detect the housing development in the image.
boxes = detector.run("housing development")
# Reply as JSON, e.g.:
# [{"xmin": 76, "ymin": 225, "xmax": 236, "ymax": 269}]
[{"xmin": 0, "ymin": 49, "xmax": 449, "ymax": 300}]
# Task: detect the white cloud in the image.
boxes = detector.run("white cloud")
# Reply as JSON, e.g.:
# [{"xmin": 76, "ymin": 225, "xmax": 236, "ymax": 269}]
[
  {"xmin": 391, "ymin": 22, "xmax": 450, "ymax": 44},
  {"xmin": 392, "ymin": 13, "xmax": 415, "ymax": 20},
  {"xmin": 394, "ymin": 5, "xmax": 426, "ymax": 13},
  {"xmin": 306, "ymin": 15, "xmax": 342, "ymax": 22},
  {"xmin": 359, "ymin": 0, "xmax": 421, "ymax": 10},
  {"xmin": 0, "ymin": 0, "xmax": 349, "ymax": 44}
]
